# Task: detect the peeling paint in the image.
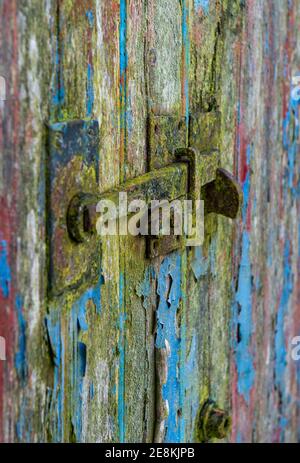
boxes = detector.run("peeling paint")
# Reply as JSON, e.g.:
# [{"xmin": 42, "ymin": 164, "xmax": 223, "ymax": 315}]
[
  {"xmin": 1, "ymin": 0, "xmax": 300, "ymax": 444},
  {"xmin": 0, "ymin": 241, "xmax": 11, "ymax": 298},
  {"xmin": 15, "ymin": 295, "xmax": 27, "ymax": 384},
  {"xmin": 155, "ymin": 253, "xmax": 183, "ymax": 443},
  {"xmin": 194, "ymin": 0, "xmax": 210, "ymax": 15},
  {"xmin": 70, "ymin": 277, "xmax": 103, "ymax": 442},
  {"xmin": 45, "ymin": 312, "xmax": 64, "ymax": 442},
  {"xmin": 234, "ymin": 233, "xmax": 255, "ymax": 403}
]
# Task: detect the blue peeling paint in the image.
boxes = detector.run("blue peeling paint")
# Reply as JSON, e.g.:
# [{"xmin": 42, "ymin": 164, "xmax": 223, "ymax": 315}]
[
  {"xmin": 15, "ymin": 295, "xmax": 27, "ymax": 384},
  {"xmin": 70, "ymin": 277, "xmax": 103, "ymax": 442},
  {"xmin": 136, "ymin": 267, "xmax": 155, "ymax": 309},
  {"xmin": 45, "ymin": 312, "xmax": 64, "ymax": 442},
  {"xmin": 119, "ymin": 0, "xmax": 127, "ymax": 113},
  {"xmin": 89, "ymin": 382, "xmax": 95, "ymax": 400},
  {"xmin": 156, "ymin": 253, "xmax": 183, "ymax": 443},
  {"xmin": 46, "ymin": 277, "xmax": 103, "ymax": 442},
  {"xmin": 273, "ymin": 77, "xmax": 300, "ymax": 440},
  {"xmin": 119, "ymin": 1, "xmax": 127, "ymax": 94},
  {"xmin": 86, "ymin": 10, "xmax": 94, "ymax": 28},
  {"xmin": 86, "ymin": 63, "xmax": 94, "ymax": 118},
  {"xmin": 118, "ymin": 0, "xmax": 128, "ymax": 436},
  {"xmin": 52, "ymin": 29, "xmax": 65, "ymax": 113},
  {"xmin": 234, "ymin": 232, "xmax": 255, "ymax": 403},
  {"xmin": 73, "ymin": 277, "xmax": 102, "ymax": 318},
  {"xmin": 191, "ymin": 247, "xmax": 209, "ymax": 280},
  {"xmin": 0, "ymin": 240, "xmax": 11, "ymax": 298},
  {"xmin": 194, "ymin": 0, "xmax": 210, "ymax": 15},
  {"xmin": 48, "ymin": 120, "xmax": 99, "ymax": 187},
  {"xmin": 119, "ymin": 0, "xmax": 129, "ymax": 148},
  {"xmin": 283, "ymin": 80, "xmax": 300, "ymax": 197},
  {"xmin": 233, "ymin": 144, "xmax": 255, "ymax": 404},
  {"xmin": 190, "ymin": 237, "xmax": 217, "ymax": 279}
]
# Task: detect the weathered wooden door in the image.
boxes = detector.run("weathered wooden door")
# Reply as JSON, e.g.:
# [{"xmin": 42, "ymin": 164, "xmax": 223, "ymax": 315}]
[{"xmin": 0, "ymin": 0, "xmax": 299, "ymax": 443}]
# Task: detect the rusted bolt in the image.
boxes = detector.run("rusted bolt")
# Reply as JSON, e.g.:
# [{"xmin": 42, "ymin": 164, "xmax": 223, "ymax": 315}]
[
  {"xmin": 198, "ymin": 400, "xmax": 232, "ymax": 442},
  {"xmin": 67, "ymin": 193, "xmax": 97, "ymax": 243}
]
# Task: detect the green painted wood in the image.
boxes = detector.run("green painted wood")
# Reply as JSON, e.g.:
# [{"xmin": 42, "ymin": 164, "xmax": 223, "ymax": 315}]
[
  {"xmin": 47, "ymin": 0, "xmax": 122, "ymax": 442},
  {"xmin": 1, "ymin": 0, "xmax": 300, "ymax": 444}
]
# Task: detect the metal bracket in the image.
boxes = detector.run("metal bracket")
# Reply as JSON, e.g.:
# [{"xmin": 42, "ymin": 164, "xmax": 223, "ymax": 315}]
[
  {"xmin": 47, "ymin": 120, "xmax": 100, "ymax": 297},
  {"xmin": 48, "ymin": 114, "xmax": 242, "ymax": 295},
  {"xmin": 148, "ymin": 114, "xmax": 187, "ymax": 170}
]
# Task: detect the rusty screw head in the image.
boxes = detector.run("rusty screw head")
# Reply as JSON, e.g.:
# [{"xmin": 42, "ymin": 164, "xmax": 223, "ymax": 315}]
[
  {"xmin": 67, "ymin": 193, "xmax": 97, "ymax": 243},
  {"xmin": 199, "ymin": 400, "xmax": 232, "ymax": 442}
]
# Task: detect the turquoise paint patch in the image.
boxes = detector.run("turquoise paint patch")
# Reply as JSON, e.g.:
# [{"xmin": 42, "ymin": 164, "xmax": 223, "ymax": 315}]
[
  {"xmin": 0, "ymin": 240, "xmax": 11, "ymax": 298},
  {"xmin": 46, "ymin": 277, "xmax": 103, "ymax": 442},
  {"xmin": 156, "ymin": 253, "xmax": 183, "ymax": 443},
  {"xmin": 86, "ymin": 10, "xmax": 94, "ymax": 28},
  {"xmin": 52, "ymin": 34, "xmax": 65, "ymax": 112},
  {"xmin": 234, "ymin": 232, "xmax": 255, "ymax": 403},
  {"xmin": 194, "ymin": 0, "xmax": 210, "ymax": 14},
  {"xmin": 15, "ymin": 295, "xmax": 27, "ymax": 384},
  {"xmin": 86, "ymin": 63, "xmax": 94, "ymax": 118},
  {"xmin": 89, "ymin": 382, "xmax": 95, "ymax": 400},
  {"xmin": 70, "ymin": 277, "xmax": 103, "ymax": 441},
  {"xmin": 136, "ymin": 267, "xmax": 155, "ymax": 309},
  {"xmin": 45, "ymin": 312, "xmax": 64, "ymax": 442},
  {"xmin": 119, "ymin": 0, "xmax": 128, "ymax": 147},
  {"xmin": 233, "ymin": 144, "xmax": 255, "ymax": 404},
  {"xmin": 191, "ymin": 247, "xmax": 209, "ymax": 280},
  {"xmin": 118, "ymin": 0, "xmax": 127, "ymax": 437},
  {"xmin": 191, "ymin": 237, "xmax": 217, "ymax": 280},
  {"xmin": 119, "ymin": 1, "xmax": 127, "ymax": 87},
  {"xmin": 283, "ymin": 82, "xmax": 300, "ymax": 197}
]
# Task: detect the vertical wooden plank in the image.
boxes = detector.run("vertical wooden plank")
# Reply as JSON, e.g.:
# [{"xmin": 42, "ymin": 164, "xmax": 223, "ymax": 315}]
[
  {"xmin": 188, "ymin": 0, "xmax": 244, "ymax": 442},
  {"xmin": 231, "ymin": 0, "xmax": 300, "ymax": 443},
  {"xmin": 145, "ymin": 0, "xmax": 187, "ymax": 444},
  {"xmin": 208, "ymin": 0, "xmax": 244, "ymax": 442},
  {"xmin": 0, "ymin": 0, "xmax": 55, "ymax": 442},
  {"xmin": 93, "ymin": 0, "xmax": 122, "ymax": 443},
  {"xmin": 121, "ymin": 0, "xmax": 156, "ymax": 443},
  {"xmin": 46, "ymin": 0, "xmax": 122, "ymax": 442},
  {"xmin": 147, "ymin": 0, "xmax": 182, "ymax": 116}
]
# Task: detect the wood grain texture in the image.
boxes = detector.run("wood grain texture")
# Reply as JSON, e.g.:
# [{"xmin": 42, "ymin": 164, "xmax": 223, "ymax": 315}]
[
  {"xmin": 0, "ymin": 0, "xmax": 56, "ymax": 442},
  {"xmin": 230, "ymin": 0, "xmax": 300, "ymax": 443},
  {"xmin": 0, "ymin": 0, "xmax": 299, "ymax": 443},
  {"xmin": 47, "ymin": 0, "xmax": 122, "ymax": 443},
  {"xmin": 122, "ymin": 0, "xmax": 152, "ymax": 443}
]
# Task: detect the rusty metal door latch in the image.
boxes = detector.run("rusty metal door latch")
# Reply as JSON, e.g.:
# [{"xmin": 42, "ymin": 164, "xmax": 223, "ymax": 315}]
[{"xmin": 47, "ymin": 114, "xmax": 242, "ymax": 296}]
